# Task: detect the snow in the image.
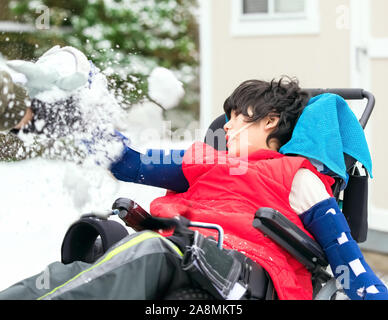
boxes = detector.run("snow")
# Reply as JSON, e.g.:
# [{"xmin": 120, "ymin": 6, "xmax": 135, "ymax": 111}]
[
  {"xmin": 6, "ymin": 46, "xmax": 90, "ymax": 98},
  {"xmin": 83, "ymin": 25, "xmax": 105, "ymax": 41},
  {"xmin": 0, "ymin": 60, "xmax": 191, "ymax": 290},
  {"xmin": 0, "ymin": 136, "xmax": 191, "ymax": 292},
  {"xmin": 147, "ymin": 67, "xmax": 185, "ymax": 110},
  {"xmin": 0, "ymin": 55, "xmax": 27, "ymax": 85},
  {"xmin": 0, "ymin": 47, "xmax": 191, "ymax": 292}
]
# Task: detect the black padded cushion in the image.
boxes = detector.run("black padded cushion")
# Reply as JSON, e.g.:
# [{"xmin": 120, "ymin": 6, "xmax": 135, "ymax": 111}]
[
  {"xmin": 61, "ymin": 217, "xmax": 129, "ymax": 264},
  {"xmin": 204, "ymin": 114, "xmax": 227, "ymax": 151}
]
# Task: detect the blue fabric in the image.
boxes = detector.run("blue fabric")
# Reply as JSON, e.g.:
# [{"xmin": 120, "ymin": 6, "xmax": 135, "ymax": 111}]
[
  {"xmin": 109, "ymin": 132, "xmax": 189, "ymax": 193},
  {"xmin": 280, "ymin": 93, "xmax": 372, "ymax": 181},
  {"xmin": 138, "ymin": 148, "xmax": 189, "ymax": 192},
  {"xmin": 81, "ymin": 129, "xmax": 129, "ymax": 165},
  {"xmin": 300, "ymin": 197, "xmax": 388, "ymax": 300},
  {"xmin": 300, "ymin": 198, "xmax": 350, "ymax": 248},
  {"xmin": 88, "ymin": 60, "xmax": 98, "ymax": 89}
]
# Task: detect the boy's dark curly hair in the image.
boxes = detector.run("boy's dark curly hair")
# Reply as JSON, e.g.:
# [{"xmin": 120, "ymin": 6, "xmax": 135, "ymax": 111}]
[{"xmin": 223, "ymin": 77, "xmax": 310, "ymax": 147}]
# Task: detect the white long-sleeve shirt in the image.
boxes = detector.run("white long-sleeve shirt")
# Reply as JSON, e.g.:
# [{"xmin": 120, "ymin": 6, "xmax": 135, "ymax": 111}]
[{"xmin": 289, "ymin": 168, "xmax": 331, "ymax": 215}]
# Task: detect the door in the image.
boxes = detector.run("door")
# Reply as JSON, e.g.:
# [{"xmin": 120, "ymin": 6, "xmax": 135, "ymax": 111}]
[{"xmin": 350, "ymin": 0, "xmax": 388, "ymax": 234}]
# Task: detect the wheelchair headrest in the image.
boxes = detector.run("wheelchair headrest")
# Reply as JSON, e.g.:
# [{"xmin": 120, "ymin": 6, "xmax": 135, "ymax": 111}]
[{"xmin": 204, "ymin": 114, "xmax": 227, "ymax": 151}]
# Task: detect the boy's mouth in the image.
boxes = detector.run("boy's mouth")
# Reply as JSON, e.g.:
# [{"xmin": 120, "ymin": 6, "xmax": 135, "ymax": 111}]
[{"xmin": 226, "ymin": 136, "xmax": 235, "ymax": 150}]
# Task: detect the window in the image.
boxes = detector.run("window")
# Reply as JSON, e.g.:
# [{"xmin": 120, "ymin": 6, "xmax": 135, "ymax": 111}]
[
  {"xmin": 242, "ymin": 0, "xmax": 305, "ymax": 15},
  {"xmin": 231, "ymin": 0, "xmax": 320, "ymax": 36},
  {"xmin": 243, "ymin": 0, "xmax": 269, "ymax": 14}
]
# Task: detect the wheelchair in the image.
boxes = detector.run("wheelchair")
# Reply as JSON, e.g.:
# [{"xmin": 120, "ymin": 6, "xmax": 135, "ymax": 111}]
[{"xmin": 60, "ymin": 88, "xmax": 375, "ymax": 300}]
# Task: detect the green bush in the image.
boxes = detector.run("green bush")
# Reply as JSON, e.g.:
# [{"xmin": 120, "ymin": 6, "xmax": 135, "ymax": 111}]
[{"xmin": 2, "ymin": 0, "xmax": 199, "ymax": 117}]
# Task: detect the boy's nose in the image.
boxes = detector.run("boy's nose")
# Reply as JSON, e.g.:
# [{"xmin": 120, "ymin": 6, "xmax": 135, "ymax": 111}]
[{"xmin": 223, "ymin": 120, "xmax": 231, "ymax": 132}]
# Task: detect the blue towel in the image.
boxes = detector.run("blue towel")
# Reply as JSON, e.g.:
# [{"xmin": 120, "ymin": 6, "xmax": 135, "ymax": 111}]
[{"xmin": 279, "ymin": 93, "xmax": 372, "ymax": 182}]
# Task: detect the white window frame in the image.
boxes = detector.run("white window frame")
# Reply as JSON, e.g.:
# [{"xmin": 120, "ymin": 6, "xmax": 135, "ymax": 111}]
[{"xmin": 230, "ymin": 0, "xmax": 320, "ymax": 37}]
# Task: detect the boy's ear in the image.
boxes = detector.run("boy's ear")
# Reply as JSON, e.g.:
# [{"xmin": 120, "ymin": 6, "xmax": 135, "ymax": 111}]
[{"xmin": 264, "ymin": 115, "xmax": 280, "ymax": 130}]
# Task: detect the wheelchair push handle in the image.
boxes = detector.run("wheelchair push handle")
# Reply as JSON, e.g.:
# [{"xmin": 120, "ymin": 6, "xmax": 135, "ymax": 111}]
[
  {"xmin": 305, "ymin": 88, "xmax": 364, "ymax": 100},
  {"xmin": 112, "ymin": 197, "xmax": 152, "ymax": 231},
  {"xmin": 304, "ymin": 88, "xmax": 375, "ymax": 129}
]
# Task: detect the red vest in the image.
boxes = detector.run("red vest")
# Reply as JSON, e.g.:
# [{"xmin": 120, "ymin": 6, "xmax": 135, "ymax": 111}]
[{"xmin": 150, "ymin": 142, "xmax": 334, "ymax": 300}]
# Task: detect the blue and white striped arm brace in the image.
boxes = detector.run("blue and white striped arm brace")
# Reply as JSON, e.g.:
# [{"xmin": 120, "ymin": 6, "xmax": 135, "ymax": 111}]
[{"xmin": 300, "ymin": 197, "xmax": 388, "ymax": 300}]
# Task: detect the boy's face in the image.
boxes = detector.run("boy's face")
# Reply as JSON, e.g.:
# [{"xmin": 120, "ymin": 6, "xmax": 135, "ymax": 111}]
[{"xmin": 223, "ymin": 109, "xmax": 279, "ymax": 157}]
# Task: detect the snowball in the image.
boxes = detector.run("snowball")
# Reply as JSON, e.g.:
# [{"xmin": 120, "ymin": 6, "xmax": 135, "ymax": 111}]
[
  {"xmin": 34, "ymin": 119, "xmax": 46, "ymax": 132},
  {"xmin": 147, "ymin": 67, "xmax": 185, "ymax": 110}
]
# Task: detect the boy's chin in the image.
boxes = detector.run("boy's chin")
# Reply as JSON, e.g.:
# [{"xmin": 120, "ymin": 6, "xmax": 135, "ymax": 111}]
[{"xmin": 227, "ymin": 147, "xmax": 239, "ymax": 158}]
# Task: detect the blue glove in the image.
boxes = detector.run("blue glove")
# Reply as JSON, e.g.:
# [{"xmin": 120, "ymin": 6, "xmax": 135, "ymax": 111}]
[
  {"xmin": 300, "ymin": 197, "xmax": 388, "ymax": 300},
  {"xmin": 80, "ymin": 128, "xmax": 126, "ymax": 166},
  {"xmin": 109, "ymin": 131, "xmax": 189, "ymax": 193}
]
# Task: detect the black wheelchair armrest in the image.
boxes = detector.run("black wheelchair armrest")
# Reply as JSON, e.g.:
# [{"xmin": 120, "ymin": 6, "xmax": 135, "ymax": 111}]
[{"xmin": 252, "ymin": 208, "xmax": 330, "ymax": 278}]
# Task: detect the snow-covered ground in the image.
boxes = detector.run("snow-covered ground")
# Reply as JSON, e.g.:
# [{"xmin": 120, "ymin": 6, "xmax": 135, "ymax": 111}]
[
  {"xmin": 0, "ymin": 136, "xmax": 193, "ymax": 292},
  {"xmin": 0, "ymin": 49, "xmax": 198, "ymax": 292}
]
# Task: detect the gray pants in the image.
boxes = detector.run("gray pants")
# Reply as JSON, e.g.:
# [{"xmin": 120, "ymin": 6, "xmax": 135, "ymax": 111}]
[{"xmin": 0, "ymin": 231, "xmax": 191, "ymax": 300}]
